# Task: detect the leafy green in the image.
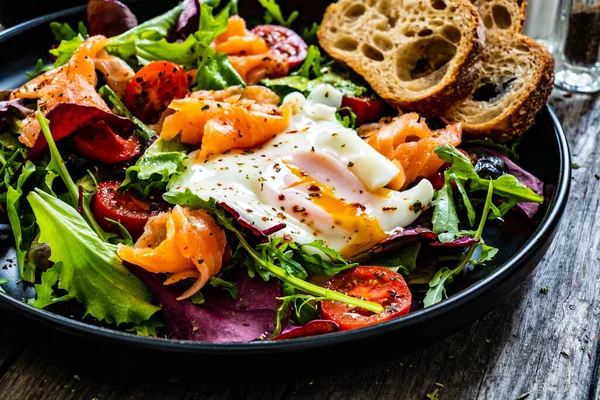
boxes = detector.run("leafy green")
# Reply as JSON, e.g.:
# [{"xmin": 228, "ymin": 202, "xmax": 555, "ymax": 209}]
[
  {"xmin": 128, "ymin": 314, "xmax": 163, "ymax": 337},
  {"xmin": 28, "ymin": 189, "xmax": 160, "ymax": 325},
  {"xmin": 447, "ymin": 171, "xmax": 476, "ymax": 227},
  {"xmin": 50, "ymin": 22, "xmax": 77, "ymax": 41},
  {"xmin": 258, "ymin": 0, "xmax": 298, "ymax": 27},
  {"xmin": 262, "ymin": 72, "xmax": 367, "ymax": 99},
  {"xmin": 432, "ymin": 180, "xmax": 459, "ymax": 242},
  {"xmin": 107, "ymin": 4, "xmax": 184, "ymax": 61},
  {"xmin": 462, "ymin": 137, "xmax": 521, "ymax": 161},
  {"xmin": 272, "ymin": 294, "xmax": 326, "ymax": 337},
  {"xmin": 208, "ymin": 276, "xmax": 239, "ymax": 300},
  {"xmin": 5, "ymin": 161, "xmax": 38, "ymax": 283},
  {"xmin": 50, "ymin": 35, "xmax": 84, "ymax": 67},
  {"xmin": 26, "ymin": 59, "xmax": 53, "ymax": 80},
  {"xmin": 434, "ymin": 145, "xmax": 543, "ymax": 204},
  {"xmin": 37, "ymin": 113, "xmax": 107, "ymax": 240},
  {"xmin": 98, "ymin": 85, "xmax": 155, "ymax": 142},
  {"xmin": 374, "ymin": 243, "xmax": 421, "ymax": 275},
  {"xmin": 192, "ymin": 49, "xmax": 246, "ymax": 90},
  {"xmin": 336, "ymin": 107, "xmax": 357, "ymax": 129},
  {"xmin": 295, "ymin": 45, "xmax": 324, "ymax": 79},
  {"xmin": 302, "ymin": 23, "xmax": 320, "ymax": 45},
  {"xmin": 163, "ymin": 189, "xmax": 384, "ymax": 313},
  {"xmin": 424, "ymin": 182, "xmax": 495, "ymax": 307},
  {"xmin": 119, "ymin": 137, "xmax": 188, "ymax": 197},
  {"xmin": 298, "ymin": 240, "xmax": 357, "ymax": 276},
  {"xmin": 257, "ymin": 239, "xmax": 307, "ymax": 279},
  {"xmin": 104, "ymin": 218, "xmax": 134, "ymax": 246}
]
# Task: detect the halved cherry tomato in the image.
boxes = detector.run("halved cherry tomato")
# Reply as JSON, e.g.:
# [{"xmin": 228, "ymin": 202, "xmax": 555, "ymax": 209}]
[
  {"xmin": 341, "ymin": 96, "xmax": 388, "ymax": 126},
  {"xmin": 72, "ymin": 121, "xmax": 140, "ymax": 164},
  {"xmin": 251, "ymin": 25, "xmax": 308, "ymax": 68},
  {"xmin": 92, "ymin": 180, "xmax": 166, "ymax": 239},
  {"xmin": 321, "ymin": 266, "xmax": 412, "ymax": 331},
  {"xmin": 124, "ymin": 61, "xmax": 189, "ymax": 123}
]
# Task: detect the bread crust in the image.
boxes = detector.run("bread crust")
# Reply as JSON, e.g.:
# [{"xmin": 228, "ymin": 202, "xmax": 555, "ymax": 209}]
[{"xmin": 318, "ymin": 0, "xmax": 485, "ymax": 117}]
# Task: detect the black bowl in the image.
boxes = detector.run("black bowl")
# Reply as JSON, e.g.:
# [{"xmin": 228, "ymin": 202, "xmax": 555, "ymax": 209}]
[{"xmin": 0, "ymin": 1, "xmax": 571, "ymax": 370}]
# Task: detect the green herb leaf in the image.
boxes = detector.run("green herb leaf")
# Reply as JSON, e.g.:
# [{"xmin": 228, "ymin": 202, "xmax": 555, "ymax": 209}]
[
  {"xmin": 27, "ymin": 189, "xmax": 160, "ymax": 325},
  {"xmin": 374, "ymin": 243, "xmax": 421, "ymax": 275},
  {"xmin": 447, "ymin": 171, "xmax": 476, "ymax": 227},
  {"xmin": 49, "ymin": 22, "xmax": 78, "ymax": 41},
  {"xmin": 120, "ymin": 137, "xmax": 188, "ymax": 197},
  {"xmin": 262, "ymin": 72, "xmax": 367, "ymax": 99},
  {"xmin": 128, "ymin": 314, "xmax": 163, "ymax": 337},
  {"xmin": 336, "ymin": 107, "xmax": 357, "ymax": 129},
  {"xmin": 98, "ymin": 85, "xmax": 155, "ymax": 142},
  {"xmin": 432, "ymin": 180, "xmax": 459, "ymax": 241},
  {"xmin": 50, "ymin": 35, "xmax": 84, "ymax": 67},
  {"xmin": 294, "ymin": 45, "xmax": 323, "ymax": 79},
  {"xmin": 258, "ymin": 0, "xmax": 298, "ymax": 27},
  {"xmin": 26, "ymin": 59, "xmax": 53, "ymax": 80},
  {"xmin": 302, "ymin": 22, "xmax": 319, "ymax": 45}
]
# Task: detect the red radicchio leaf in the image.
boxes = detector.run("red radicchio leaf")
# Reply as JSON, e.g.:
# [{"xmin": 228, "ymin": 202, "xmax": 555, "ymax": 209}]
[
  {"xmin": 485, "ymin": 149, "xmax": 545, "ymax": 219},
  {"xmin": 218, "ymin": 201, "xmax": 286, "ymax": 240},
  {"xmin": 272, "ymin": 320, "xmax": 339, "ymax": 341},
  {"xmin": 29, "ymin": 103, "xmax": 135, "ymax": 161},
  {"xmin": 87, "ymin": 0, "xmax": 139, "ymax": 38},
  {"xmin": 129, "ymin": 266, "xmax": 282, "ymax": 342},
  {"xmin": 172, "ymin": 0, "xmax": 201, "ymax": 40},
  {"xmin": 71, "ymin": 120, "xmax": 141, "ymax": 163}
]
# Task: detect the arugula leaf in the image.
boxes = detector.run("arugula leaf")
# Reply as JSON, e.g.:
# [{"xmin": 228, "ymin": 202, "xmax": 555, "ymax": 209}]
[
  {"xmin": 120, "ymin": 137, "xmax": 188, "ymax": 197},
  {"xmin": 432, "ymin": 180, "xmax": 459, "ymax": 242},
  {"xmin": 463, "ymin": 137, "xmax": 520, "ymax": 161},
  {"xmin": 49, "ymin": 22, "xmax": 77, "ymax": 41},
  {"xmin": 258, "ymin": 239, "xmax": 307, "ymax": 279},
  {"xmin": 471, "ymin": 241, "xmax": 498, "ymax": 266},
  {"xmin": 258, "ymin": 0, "xmax": 299, "ymax": 27},
  {"xmin": 336, "ymin": 107, "xmax": 357, "ymax": 129},
  {"xmin": 105, "ymin": 218, "xmax": 135, "ymax": 246},
  {"xmin": 208, "ymin": 276, "xmax": 239, "ymax": 300},
  {"xmin": 163, "ymin": 189, "xmax": 384, "ymax": 313},
  {"xmin": 107, "ymin": 3, "xmax": 185, "ymax": 61},
  {"xmin": 434, "ymin": 145, "xmax": 543, "ymax": 204},
  {"xmin": 294, "ymin": 45, "xmax": 324, "ymax": 79},
  {"xmin": 31, "ymin": 262, "xmax": 72, "ymax": 308},
  {"xmin": 37, "ymin": 113, "xmax": 107, "ymax": 240},
  {"xmin": 298, "ymin": 240, "xmax": 357, "ymax": 276},
  {"xmin": 302, "ymin": 23, "xmax": 320, "ymax": 45},
  {"xmin": 98, "ymin": 85, "xmax": 155, "ymax": 142},
  {"xmin": 27, "ymin": 189, "xmax": 160, "ymax": 325},
  {"xmin": 424, "ymin": 182, "xmax": 495, "ymax": 307},
  {"xmin": 26, "ymin": 59, "xmax": 53, "ymax": 80},
  {"xmin": 0, "ymin": 278, "xmax": 8, "ymax": 285},
  {"xmin": 272, "ymin": 294, "xmax": 325, "ymax": 337},
  {"xmin": 5, "ymin": 161, "xmax": 38, "ymax": 283},
  {"xmin": 447, "ymin": 171, "xmax": 476, "ymax": 227}
]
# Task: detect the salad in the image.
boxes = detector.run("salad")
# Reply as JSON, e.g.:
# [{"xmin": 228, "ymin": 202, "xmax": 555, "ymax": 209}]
[{"xmin": 0, "ymin": 0, "xmax": 545, "ymax": 342}]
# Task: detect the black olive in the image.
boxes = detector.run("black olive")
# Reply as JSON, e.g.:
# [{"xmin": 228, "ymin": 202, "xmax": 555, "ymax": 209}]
[{"xmin": 471, "ymin": 149, "xmax": 509, "ymax": 180}]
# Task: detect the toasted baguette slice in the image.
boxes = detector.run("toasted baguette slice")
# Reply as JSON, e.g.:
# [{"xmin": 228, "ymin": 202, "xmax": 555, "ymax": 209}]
[
  {"xmin": 442, "ymin": 0, "xmax": 555, "ymax": 141},
  {"xmin": 318, "ymin": 0, "xmax": 485, "ymax": 116}
]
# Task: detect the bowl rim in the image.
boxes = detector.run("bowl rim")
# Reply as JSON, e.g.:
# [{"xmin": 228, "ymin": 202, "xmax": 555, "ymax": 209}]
[{"xmin": 0, "ymin": 6, "xmax": 572, "ymax": 355}]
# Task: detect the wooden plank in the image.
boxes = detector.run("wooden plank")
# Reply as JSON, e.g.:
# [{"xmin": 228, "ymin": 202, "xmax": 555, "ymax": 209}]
[{"xmin": 0, "ymin": 310, "xmax": 25, "ymax": 379}]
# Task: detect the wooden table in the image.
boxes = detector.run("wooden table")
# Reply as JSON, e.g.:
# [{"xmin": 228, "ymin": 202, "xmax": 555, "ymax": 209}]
[{"xmin": 0, "ymin": 90, "xmax": 598, "ymax": 400}]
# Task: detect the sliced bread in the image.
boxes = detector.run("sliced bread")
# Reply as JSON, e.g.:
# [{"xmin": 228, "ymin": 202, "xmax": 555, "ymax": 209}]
[
  {"xmin": 317, "ymin": 0, "xmax": 485, "ymax": 116},
  {"xmin": 441, "ymin": 0, "xmax": 555, "ymax": 140}
]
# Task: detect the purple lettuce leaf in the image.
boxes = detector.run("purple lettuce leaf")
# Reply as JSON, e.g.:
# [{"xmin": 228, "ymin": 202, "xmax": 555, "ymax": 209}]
[
  {"xmin": 485, "ymin": 148, "xmax": 545, "ymax": 219},
  {"xmin": 218, "ymin": 201, "xmax": 286, "ymax": 240},
  {"xmin": 87, "ymin": 0, "xmax": 139, "ymax": 38},
  {"xmin": 172, "ymin": 0, "xmax": 201, "ymax": 40},
  {"xmin": 130, "ymin": 266, "xmax": 282, "ymax": 342},
  {"xmin": 430, "ymin": 236, "xmax": 480, "ymax": 247},
  {"xmin": 272, "ymin": 320, "xmax": 339, "ymax": 341},
  {"xmin": 0, "ymin": 99, "xmax": 33, "ymax": 127}
]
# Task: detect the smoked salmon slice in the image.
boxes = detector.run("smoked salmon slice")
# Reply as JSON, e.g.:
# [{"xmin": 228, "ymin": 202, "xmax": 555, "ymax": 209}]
[
  {"xmin": 117, "ymin": 205, "xmax": 227, "ymax": 300},
  {"xmin": 212, "ymin": 16, "xmax": 288, "ymax": 84},
  {"xmin": 363, "ymin": 113, "xmax": 462, "ymax": 190},
  {"xmin": 11, "ymin": 36, "xmax": 111, "ymax": 147},
  {"xmin": 160, "ymin": 88, "xmax": 292, "ymax": 160}
]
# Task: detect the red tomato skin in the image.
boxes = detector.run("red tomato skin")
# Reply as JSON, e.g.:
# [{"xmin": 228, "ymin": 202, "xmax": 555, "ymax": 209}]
[
  {"xmin": 251, "ymin": 25, "xmax": 308, "ymax": 68},
  {"xmin": 124, "ymin": 61, "xmax": 189, "ymax": 123},
  {"xmin": 92, "ymin": 181, "xmax": 165, "ymax": 239},
  {"xmin": 321, "ymin": 266, "xmax": 412, "ymax": 331},
  {"xmin": 341, "ymin": 96, "xmax": 388, "ymax": 126},
  {"xmin": 72, "ymin": 121, "xmax": 140, "ymax": 164}
]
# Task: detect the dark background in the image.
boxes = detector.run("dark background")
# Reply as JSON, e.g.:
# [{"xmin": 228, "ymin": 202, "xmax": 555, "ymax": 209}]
[{"xmin": 0, "ymin": 1, "xmax": 87, "ymax": 27}]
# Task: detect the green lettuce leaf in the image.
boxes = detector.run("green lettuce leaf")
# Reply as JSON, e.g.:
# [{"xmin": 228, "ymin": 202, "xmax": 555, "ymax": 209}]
[
  {"xmin": 27, "ymin": 189, "xmax": 160, "ymax": 325},
  {"xmin": 262, "ymin": 72, "xmax": 367, "ymax": 99},
  {"xmin": 50, "ymin": 35, "xmax": 84, "ymax": 67},
  {"xmin": 107, "ymin": 3, "xmax": 185, "ymax": 61},
  {"xmin": 373, "ymin": 243, "xmax": 421, "ymax": 275},
  {"xmin": 120, "ymin": 137, "xmax": 188, "ymax": 197}
]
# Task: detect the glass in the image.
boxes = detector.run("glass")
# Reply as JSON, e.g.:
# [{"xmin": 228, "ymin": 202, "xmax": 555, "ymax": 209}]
[
  {"xmin": 554, "ymin": 0, "xmax": 600, "ymax": 93},
  {"xmin": 522, "ymin": 0, "xmax": 565, "ymax": 53}
]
